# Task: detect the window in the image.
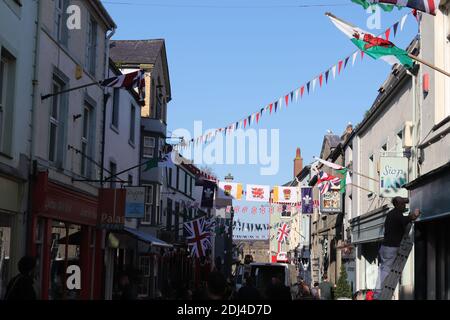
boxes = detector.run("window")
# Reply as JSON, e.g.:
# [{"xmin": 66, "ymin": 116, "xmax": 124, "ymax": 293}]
[
  {"xmin": 49, "ymin": 80, "xmax": 62, "ymax": 163},
  {"xmin": 0, "ymin": 57, "xmax": 7, "ymax": 151},
  {"xmin": 143, "ymin": 136, "xmax": 155, "ymax": 158},
  {"xmin": 159, "ymin": 138, "xmax": 165, "ymax": 158},
  {"xmin": 111, "ymin": 88, "xmax": 119, "ymax": 128},
  {"xmin": 138, "ymin": 256, "xmax": 151, "ymax": 297},
  {"xmin": 168, "ymin": 168, "xmax": 173, "ymax": 187},
  {"xmin": 189, "ymin": 176, "xmax": 193, "ymax": 196},
  {"xmin": 109, "ymin": 162, "xmax": 117, "ymax": 189},
  {"xmin": 80, "ymin": 104, "xmax": 93, "ymax": 177},
  {"xmin": 130, "ymin": 104, "xmax": 136, "ymax": 144},
  {"xmin": 54, "ymin": 0, "xmax": 68, "ymax": 45},
  {"xmin": 86, "ymin": 17, "xmax": 97, "ymax": 76},
  {"xmin": 143, "ymin": 185, "xmax": 153, "ymax": 224}
]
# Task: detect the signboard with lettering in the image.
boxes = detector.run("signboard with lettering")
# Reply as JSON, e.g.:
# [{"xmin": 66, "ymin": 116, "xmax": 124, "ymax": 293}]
[
  {"xmin": 320, "ymin": 189, "xmax": 342, "ymax": 214},
  {"xmin": 125, "ymin": 187, "xmax": 145, "ymax": 218},
  {"xmin": 379, "ymin": 157, "xmax": 408, "ymax": 198},
  {"xmin": 98, "ymin": 189, "xmax": 126, "ymax": 230}
]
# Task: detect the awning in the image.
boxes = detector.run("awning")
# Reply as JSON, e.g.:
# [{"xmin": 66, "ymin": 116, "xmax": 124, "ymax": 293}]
[{"xmin": 123, "ymin": 227, "xmax": 173, "ymax": 248}]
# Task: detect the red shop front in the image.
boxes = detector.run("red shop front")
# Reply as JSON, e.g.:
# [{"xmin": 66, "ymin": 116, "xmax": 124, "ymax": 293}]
[{"xmin": 29, "ymin": 172, "xmax": 103, "ymax": 300}]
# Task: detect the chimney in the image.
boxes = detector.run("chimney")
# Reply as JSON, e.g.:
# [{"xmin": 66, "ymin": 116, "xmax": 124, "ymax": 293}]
[{"xmin": 294, "ymin": 148, "xmax": 303, "ymax": 179}]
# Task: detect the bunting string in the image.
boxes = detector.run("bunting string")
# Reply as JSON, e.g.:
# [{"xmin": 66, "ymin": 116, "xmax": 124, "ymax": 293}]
[{"xmin": 177, "ymin": 11, "xmax": 413, "ymax": 150}]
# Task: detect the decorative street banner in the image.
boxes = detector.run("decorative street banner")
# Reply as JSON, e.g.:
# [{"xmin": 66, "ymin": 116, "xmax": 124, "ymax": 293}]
[
  {"xmin": 379, "ymin": 156, "xmax": 408, "ymax": 197},
  {"xmin": 201, "ymin": 180, "xmax": 217, "ymax": 208},
  {"xmin": 320, "ymin": 189, "xmax": 343, "ymax": 214},
  {"xmin": 125, "ymin": 187, "xmax": 145, "ymax": 218},
  {"xmin": 272, "ymin": 186, "xmax": 299, "ymax": 203},
  {"xmin": 245, "ymin": 184, "xmax": 270, "ymax": 202},
  {"xmin": 301, "ymin": 187, "xmax": 314, "ymax": 214},
  {"xmin": 217, "ymin": 182, "xmax": 243, "ymax": 200}
]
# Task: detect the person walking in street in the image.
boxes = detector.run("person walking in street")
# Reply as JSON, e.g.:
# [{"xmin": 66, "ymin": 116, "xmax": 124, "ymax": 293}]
[
  {"xmin": 3, "ymin": 256, "xmax": 37, "ymax": 300},
  {"xmin": 311, "ymin": 282, "xmax": 321, "ymax": 300},
  {"xmin": 266, "ymin": 276, "xmax": 292, "ymax": 300},
  {"xmin": 318, "ymin": 274, "xmax": 333, "ymax": 300},
  {"xmin": 237, "ymin": 276, "xmax": 261, "ymax": 300},
  {"xmin": 375, "ymin": 197, "xmax": 420, "ymax": 298}
]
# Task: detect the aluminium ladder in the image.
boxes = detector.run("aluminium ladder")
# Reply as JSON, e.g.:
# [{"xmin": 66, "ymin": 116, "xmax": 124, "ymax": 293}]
[{"xmin": 378, "ymin": 223, "xmax": 414, "ymax": 300}]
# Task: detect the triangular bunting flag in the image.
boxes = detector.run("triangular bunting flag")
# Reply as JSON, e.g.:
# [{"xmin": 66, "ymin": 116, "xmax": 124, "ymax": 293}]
[
  {"xmin": 285, "ymin": 95, "xmax": 289, "ymax": 107},
  {"xmin": 274, "ymin": 101, "xmax": 278, "ymax": 112},
  {"xmin": 319, "ymin": 74, "xmax": 323, "ymax": 87},
  {"xmin": 393, "ymin": 22, "xmax": 399, "ymax": 37},
  {"xmin": 248, "ymin": 115, "xmax": 252, "ymax": 126},
  {"xmin": 244, "ymin": 119, "xmax": 247, "ymax": 128},
  {"xmin": 361, "ymin": 50, "xmax": 365, "ymax": 60},
  {"xmin": 290, "ymin": 91, "xmax": 294, "ymax": 102},
  {"xmin": 332, "ymin": 65, "xmax": 336, "ymax": 79},
  {"xmin": 306, "ymin": 82, "xmax": 310, "ymax": 94},
  {"xmin": 300, "ymin": 86, "xmax": 305, "ymax": 98},
  {"xmin": 344, "ymin": 57, "xmax": 350, "ymax": 69},
  {"xmin": 295, "ymin": 89, "xmax": 299, "ymax": 102},
  {"xmin": 235, "ymin": 122, "xmax": 239, "ymax": 130},
  {"xmin": 269, "ymin": 103, "xmax": 273, "ymax": 114},
  {"xmin": 352, "ymin": 51, "xmax": 358, "ymax": 66},
  {"xmin": 278, "ymin": 98, "xmax": 282, "ymax": 110},
  {"xmin": 400, "ymin": 14, "xmax": 408, "ymax": 31},
  {"xmin": 312, "ymin": 78, "xmax": 317, "ymax": 92},
  {"xmin": 338, "ymin": 60, "xmax": 343, "ymax": 74},
  {"xmin": 325, "ymin": 70, "xmax": 330, "ymax": 83},
  {"xmin": 385, "ymin": 28, "xmax": 391, "ymax": 41},
  {"xmin": 256, "ymin": 113, "xmax": 260, "ymax": 124}
]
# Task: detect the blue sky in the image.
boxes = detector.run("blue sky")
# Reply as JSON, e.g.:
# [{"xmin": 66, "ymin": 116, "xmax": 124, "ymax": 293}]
[{"xmin": 102, "ymin": 0, "xmax": 417, "ymax": 232}]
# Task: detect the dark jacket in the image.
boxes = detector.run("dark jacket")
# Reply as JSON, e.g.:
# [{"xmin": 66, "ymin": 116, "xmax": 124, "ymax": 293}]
[
  {"xmin": 4, "ymin": 274, "xmax": 37, "ymax": 300},
  {"xmin": 237, "ymin": 285, "xmax": 261, "ymax": 300},
  {"xmin": 383, "ymin": 208, "xmax": 412, "ymax": 247}
]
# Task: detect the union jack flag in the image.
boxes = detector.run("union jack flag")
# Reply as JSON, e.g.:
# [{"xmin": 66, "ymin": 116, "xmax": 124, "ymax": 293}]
[
  {"xmin": 277, "ymin": 223, "xmax": 290, "ymax": 243},
  {"xmin": 100, "ymin": 69, "xmax": 146, "ymax": 104},
  {"xmin": 184, "ymin": 217, "xmax": 213, "ymax": 258},
  {"xmin": 371, "ymin": 0, "xmax": 440, "ymax": 15},
  {"xmin": 316, "ymin": 171, "xmax": 341, "ymax": 195}
]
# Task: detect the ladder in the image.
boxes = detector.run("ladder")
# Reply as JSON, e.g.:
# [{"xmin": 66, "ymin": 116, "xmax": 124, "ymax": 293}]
[{"xmin": 378, "ymin": 223, "xmax": 414, "ymax": 300}]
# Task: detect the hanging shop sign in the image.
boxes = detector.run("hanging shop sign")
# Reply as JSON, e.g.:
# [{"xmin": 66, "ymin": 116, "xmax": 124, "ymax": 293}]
[
  {"xmin": 320, "ymin": 189, "xmax": 342, "ymax": 214},
  {"xmin": 125, "ymin": 187, "xmax": 145, "ymax": 218},
  {"xmin": 379, "ymin": 156, "xmax": 408, "ymax": 198},
  {"xmin": 98, "ymin": 189, "xmax": 126, "ymax": 230}
]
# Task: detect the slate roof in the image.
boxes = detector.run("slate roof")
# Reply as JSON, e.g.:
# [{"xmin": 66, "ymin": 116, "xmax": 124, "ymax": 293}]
[{"xmin": 109, "ymin": 39, "xmax": 165, "ymax": 65}]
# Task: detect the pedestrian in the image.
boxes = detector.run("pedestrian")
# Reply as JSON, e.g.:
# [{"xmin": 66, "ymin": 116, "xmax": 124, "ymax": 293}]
[
  {"xmin": 237, "ymin": 276, "xmax": 261, "ymax": 300},
  {"xmin": 374, "ymin": 197, "xmax": 420, "ymax": 298},
  {"xmin": 4, "ymin": 256, "xmax": 37, "ymax": 300},
  {"xmin": 318, "ymin": 274, "xmax": 333, "ymax": 300},
  {"xmin": 266, "ymin": 276, "xmax": 292, "ymax": 300},
  {"xmin": 118, "ymin": 272, "xmax": 137, "ymax": 300},
  {"xmin": 311, "ymin": 282, "xmax": 321, "ymax": 300},
  {"xmin": 206, "ymin": 271, "xmax": 227, "ymax": 300}
]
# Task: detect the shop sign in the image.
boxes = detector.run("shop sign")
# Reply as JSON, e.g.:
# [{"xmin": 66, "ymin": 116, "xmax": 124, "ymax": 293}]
[
  {"xmin": 125, "ymin": 187, "xmax": 145, "ymax": 218},
  {"xmin": 320, "ymin": 189, "xmax": 342, "ymax": 214},
  {"xmin": 379, "ymin": 157, "xmax": 408, "ymax": 198},
  {"xmin": 98, "ymin": 189, "xmax": 126, "ymax": 230}
]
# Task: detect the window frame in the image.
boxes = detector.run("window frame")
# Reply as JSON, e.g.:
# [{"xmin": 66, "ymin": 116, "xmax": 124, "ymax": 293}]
[
  {"xmin": 0, "ymin": 57, "xmax": 7, "ymax": 151},
  {"xmin": 143, "ymin": 136, "xmax": 156, "ymax": 158},
  {"xmin": 111, "ymin": 88, "xmax": 120, "ymax": 129},
  {"xmin": 49, "ymin": 80, "xmax": 63, "ymax": 163},
  {"xmin": 129, "ymin": 104, "xmax": 136, "ymax": 144},
  {"xmin": 142, "ymin": 185, "xmax": 154, "ymax": 225},
  {"xmin": 86, "ymin": 16, "xmax": 98, "ymax": 76}
]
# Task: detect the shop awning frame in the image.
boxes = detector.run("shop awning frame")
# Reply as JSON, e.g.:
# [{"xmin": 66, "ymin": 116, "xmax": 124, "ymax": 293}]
[{"xmin": 123, "ymin": 227, "xmax": 173, "ymax": 248}]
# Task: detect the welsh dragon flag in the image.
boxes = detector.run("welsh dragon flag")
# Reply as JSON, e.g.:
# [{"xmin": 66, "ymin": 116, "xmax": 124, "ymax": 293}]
[
  {"xmin": 326, "ymin": 13, "xmax": 414, "ymax": 68},
  {"xmin": 351, "ymin": 0, "xmax": 399, "ymax": 11}
]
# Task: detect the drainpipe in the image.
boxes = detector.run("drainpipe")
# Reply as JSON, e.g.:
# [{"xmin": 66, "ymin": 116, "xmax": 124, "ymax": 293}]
[{"xmin": 26, "ymin": 0, "xmax": 43, "ymax": 256}]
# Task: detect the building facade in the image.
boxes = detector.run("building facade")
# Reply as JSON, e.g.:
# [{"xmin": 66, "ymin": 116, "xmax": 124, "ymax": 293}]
[
  {"xmin": 408, "ymin": 3, "xmax": 450, "ymax": 300},
  {"xmin": 0, "ymin": 0, "xmax": 38, "ymax": 298}
]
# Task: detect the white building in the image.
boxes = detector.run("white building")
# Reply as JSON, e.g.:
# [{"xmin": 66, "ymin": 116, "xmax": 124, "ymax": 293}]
[{"xmin": 0, "ymin": 0, "xmax": 38, "ymax": 297}]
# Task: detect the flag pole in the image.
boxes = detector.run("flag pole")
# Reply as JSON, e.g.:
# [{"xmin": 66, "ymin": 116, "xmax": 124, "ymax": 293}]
[
  {"xmin": 348, "ymin": 183, "xmax": 376, "ymax": 194},
  {"xmin": 347, "ymin": 169, "xmax": 380, "ymax": 183},
  {"xmin": 41, "ymin": 81, "xmax": 100, "ymax": 100},
  {"xmin": 408, "ymin": 53, "xmax": 450, "ymax": 78}
]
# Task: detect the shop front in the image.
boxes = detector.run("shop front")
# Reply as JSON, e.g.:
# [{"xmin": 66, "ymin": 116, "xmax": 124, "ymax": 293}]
[
  {"xmin": 0, "ymin": 174, "xmax": 27, "ymax": 298},
  {"xmin": 30, "ymin": 172, "xmax": 100, "ymax": 300},
  {"xmin": 407, "ymin": 162, "xmax": 450, "ymax": 300}
]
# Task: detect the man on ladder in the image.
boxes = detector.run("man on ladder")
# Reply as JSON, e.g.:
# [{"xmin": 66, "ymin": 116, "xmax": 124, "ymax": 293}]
[{"xmin": 374, "ymin": 197, "xmax": 421, "ymax": 300}]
